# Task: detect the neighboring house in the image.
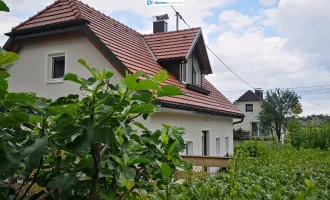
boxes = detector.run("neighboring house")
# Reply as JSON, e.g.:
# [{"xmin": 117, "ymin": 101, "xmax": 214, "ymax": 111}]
[
  {"xmin": 233, "ymin": 89, "xmax": 265, "ymax": 137},
  {"xmin": 3, "ymin": 0, "xmax": 243, "ymax": 157}
]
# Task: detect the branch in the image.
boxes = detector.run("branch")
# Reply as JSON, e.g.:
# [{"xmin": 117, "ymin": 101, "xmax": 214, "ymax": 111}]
[
  {"xmin": 100, "ymin": 144, "xmax": 108, "ymax": 158},
  {"xmin": 19, "ymin": 158, "xmax": 43, "ymax": 200},
  {"xmin": 13, "ymin": 172, "xmax": 31, "ymax": 200},
  {"xmin": 118, "ymin": 169, "xmax": 144, "ymax": 199}
]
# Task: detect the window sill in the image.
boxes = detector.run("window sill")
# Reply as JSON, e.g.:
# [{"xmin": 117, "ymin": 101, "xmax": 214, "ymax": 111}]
[
  {"xmin": 46, "ymin": 79, "xmax": 64, "ymax": 84},
  {"xmin": 185, "ymin": 83, "xmax": 211, "ymax": 95}
]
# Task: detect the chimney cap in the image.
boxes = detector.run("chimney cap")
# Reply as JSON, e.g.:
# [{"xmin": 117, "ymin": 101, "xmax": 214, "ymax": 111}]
[{"xmin": 154, "ymin": 14, "xmax": 169, "ymax": 21}]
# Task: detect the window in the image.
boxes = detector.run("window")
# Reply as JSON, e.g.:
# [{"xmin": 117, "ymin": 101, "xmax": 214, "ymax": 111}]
[
  {"xmin": 202, "ymin": 131, "xmax": 209, "ymax": 156},
  {"xmin": 186, "ymin": 141, "xmax": 193, "ymax": 155},
  {"xmin": 181, "ymin": 64, "xmax": 186, "ymax": 82},
  {"xmin": 225, "ymin": 137, "xmax": 229, "ymax": 155},
  {"xmin": 216, "ymin": 138, "xmax": 220, "ymax": 156},
  {"xmin": 192, "ymin": 67, "xmax": 197, "ymax": 85},
  {"xmin": 251, "ymin": 122, "xmax": 265, "ymax": 137},
  {"xmin": 47, "ymin": 53, "xmax": 65, "ymax": 83},
  {"xmin": 246, "ymin": 104, "xmax": 253, "ymax": 112}
]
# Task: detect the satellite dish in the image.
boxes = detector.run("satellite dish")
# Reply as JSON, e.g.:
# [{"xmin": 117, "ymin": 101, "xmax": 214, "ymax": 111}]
[{"xmin": 155, "ymin": 14, "xmax": 169, "ymax": 21}]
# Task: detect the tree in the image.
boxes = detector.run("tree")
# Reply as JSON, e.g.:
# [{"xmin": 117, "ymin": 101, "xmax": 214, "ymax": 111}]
[{"xmin": 258, "ymin": 89, "xmax": 301, "ymax": 142}]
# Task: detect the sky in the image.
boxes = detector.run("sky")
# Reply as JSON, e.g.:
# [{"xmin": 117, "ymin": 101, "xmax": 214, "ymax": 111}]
[{"xmin": 1, "ymin": 0, "xmax": 330, "ymax": 116}]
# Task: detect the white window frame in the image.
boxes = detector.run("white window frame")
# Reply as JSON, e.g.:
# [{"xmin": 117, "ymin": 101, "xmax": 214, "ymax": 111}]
[
  {"xmin": 225, "ymin": 136, "xmax": 229, "ymax": 155},
  {"xmin": 185, "ymin": 141, "xmax": 193, "ymax": 155},
  {"xmin": 46, "ymin": 52, "xmax": 66, "ymax": 84},
  {"xmin": 216, "ymin": 138, "xmax": 221, "ymax": 156},
  {"xmin": 180, "ymin": 63, "xmax": 187, "ymax": 83}
]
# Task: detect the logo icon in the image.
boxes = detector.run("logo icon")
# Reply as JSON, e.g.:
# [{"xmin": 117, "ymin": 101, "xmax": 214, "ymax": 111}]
[{"xmin": 147, "ymin": 0, "xmax": 153, "ymax": 5}]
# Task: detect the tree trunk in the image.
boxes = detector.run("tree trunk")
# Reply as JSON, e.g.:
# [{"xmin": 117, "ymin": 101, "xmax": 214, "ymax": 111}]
[{"xmin": 89, "ymin": 143, "xmax": 102, "ymax": 200}]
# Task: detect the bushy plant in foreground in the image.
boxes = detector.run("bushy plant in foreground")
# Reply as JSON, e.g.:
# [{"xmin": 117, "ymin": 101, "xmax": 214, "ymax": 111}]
[
  {"xmin": 0, "ymin": 57, "xmax": 186, "ymax": 199},
  {"xmin": 172, "ymin": 141, "xmax": 330, "ymax": 200}
]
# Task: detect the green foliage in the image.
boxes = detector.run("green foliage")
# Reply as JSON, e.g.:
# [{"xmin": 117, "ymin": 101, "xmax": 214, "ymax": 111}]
[
  {"xmin": 287, "ymin": 119, "xmax": 330, "ymax": 149},
  {"xmin": 172, "ymin": 141, "xmax": 330, "ymax": 200},
  {"xmin": 0, "ymin": 58, "xmax": 186, "ymax": 199},
  {"xmin": 0, "ymin": 49, "xmax": 19, "ymax": 69},
  {"xmin": 0, "ymin": 0, "xmax": 9, "ymax": 12},
  {"xmin": 259, "ymin": 89, "xmax": 301, "ymax": 141}
]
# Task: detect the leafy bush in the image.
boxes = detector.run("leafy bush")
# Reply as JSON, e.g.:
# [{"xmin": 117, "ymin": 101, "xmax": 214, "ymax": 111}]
[
  {"xmin": 0, "ymin": 58, "xmax": 187, "ymax": 199},
  {"xmin": 288, "ymin": 119, "xmax": 330, "ymax": 149},
  {"xmin": 172, "ymin": 141, "xmax": 330, "ymax": 199}
]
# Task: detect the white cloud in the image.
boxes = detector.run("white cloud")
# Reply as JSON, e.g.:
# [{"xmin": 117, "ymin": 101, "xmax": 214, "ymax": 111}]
[
  {"xmin": 259, "ymin": 0, "xmax": 277, "ymax": 6},
  {"xmin": 219, "ymin": 10, "xmax": 260, "ymax": 29},
  {"xmin": 264, "ymin": 0, "xmax": 330, "ymax": 57},
  {"xmin": 0, "ymin": 13, "xmax": 21, "ymax": 46}
]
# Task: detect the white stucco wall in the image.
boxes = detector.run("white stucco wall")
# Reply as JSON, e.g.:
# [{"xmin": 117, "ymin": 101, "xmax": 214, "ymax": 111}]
[
  {"xmin": 7, "ymin": 32, "xmax": 235, "ymax": 158},
  {"xmin": 233, "ymin": 101, "xmax": 262, "ymax": 133},
  {"xmin": 7, "ymin": 33, "xmax": 122, "ymax": 99},
  {"xmin": 145, "ymin": 110, "xmax": 234, "ymax": 156}
]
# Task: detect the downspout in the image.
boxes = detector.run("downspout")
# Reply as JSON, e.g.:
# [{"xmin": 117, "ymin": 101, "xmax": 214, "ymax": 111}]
[{"xmin": 233, "ymin": 116, "xmax": 245, "ymax": 125}]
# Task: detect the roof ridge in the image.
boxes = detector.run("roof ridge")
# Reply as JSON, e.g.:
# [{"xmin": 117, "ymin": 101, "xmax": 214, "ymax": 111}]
[
  {"xmin": 68, "ymin": 0, "xmax": 84, "ymax": 20},
  {"xmin": 76, "ymin": 0, "xmax": 141, "ymax": 36},
  {"xmin": 143, "ymin": 27, "xmax": 201, "ymax": 36},
  {"xmin": 12, "ymin": 0, "xmax": 63, "ymax": 30}
]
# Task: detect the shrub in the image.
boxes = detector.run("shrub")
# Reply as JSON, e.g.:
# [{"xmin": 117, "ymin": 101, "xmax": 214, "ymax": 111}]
[
  {"xmin": 287, "ymin": 119, "xmax": 330, "ymax": 149},
  {"xmin": 172, "ymin": 141, "xmax": 330, "ymax": 200}
]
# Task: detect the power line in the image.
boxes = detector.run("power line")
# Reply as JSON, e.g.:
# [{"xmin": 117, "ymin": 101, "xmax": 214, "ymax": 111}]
[
  {"xmin": 170, "ymin": 6, "xmax": 255, "ymax": 90},
  {"xmin": 226, "ymin": 87, "xmax": 330, "ymax": 99},
  {"xmin": 295, "ymin": 87, "xmax": 330, "ymax": 93},
  {"xmin": 222, "ymin": 84, "xmax": 330, "ymax": 93}
]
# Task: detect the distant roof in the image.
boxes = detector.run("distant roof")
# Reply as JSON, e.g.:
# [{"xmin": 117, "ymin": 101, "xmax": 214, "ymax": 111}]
[
  {"xmin": 236, "ymin": 90, "xmax": 262, "ymax": 102},
  {"xmin": 5, "ymin": 0, "xmax": 242, "ymax": 117}
]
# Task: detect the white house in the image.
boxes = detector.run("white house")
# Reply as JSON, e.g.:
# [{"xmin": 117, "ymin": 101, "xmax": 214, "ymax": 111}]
[
  {"xmin": 3, "ymin": 0, "xmax": 243, "ymax": 157},
  {"xmin": 233, "ymin": 90, "xmax": 265, "ymax": 137}
]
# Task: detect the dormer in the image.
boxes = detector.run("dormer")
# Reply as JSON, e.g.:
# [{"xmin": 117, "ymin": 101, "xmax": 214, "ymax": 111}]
[{"xmin": 144, "ymin": 27, "xmax": 212, "ymax": 95}]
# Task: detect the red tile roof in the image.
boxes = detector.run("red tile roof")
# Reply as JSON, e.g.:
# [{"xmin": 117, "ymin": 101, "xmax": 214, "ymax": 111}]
[
  {"xmin": 144, "ymin": 28, "xmax": 200, "ymax": 60},
  {"xmin": 10, "ymin": 0, "xmax": 242, "ymax": 117},
  {"xmin": 13, "ymin": 0, "xmax": 83, "ymax": 30}
]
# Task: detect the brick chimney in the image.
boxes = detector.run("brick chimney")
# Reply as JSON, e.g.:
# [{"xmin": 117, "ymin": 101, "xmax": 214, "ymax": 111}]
[
  {"xmin": 153, "ymin": 14, "xmax": 169, "ymax": 33},
  {"xmin": 255, "ymin": 89, "xmax": 263, "ymax": 99}
]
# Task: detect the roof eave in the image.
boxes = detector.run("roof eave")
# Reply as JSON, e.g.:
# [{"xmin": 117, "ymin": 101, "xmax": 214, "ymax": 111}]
[
  {"xmin": 5, "ymin": 19, "xmax": 89, "ymax": 37},
  {"xmin": 158, "ymin": 100, "xmax": 244, "ymax": 118}
]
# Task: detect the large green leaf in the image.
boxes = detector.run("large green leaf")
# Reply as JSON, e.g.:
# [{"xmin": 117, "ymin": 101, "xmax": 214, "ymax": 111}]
[
  {"xmin": 135, "ymin": 79, "xmax": 159, "ymax": 91},
  {"xmin": 160, "ymin": 163, "xmax": 172, "ymax": 178},
  {"xmin": 0, "ymin": 0, "xmax": 9, "ymax": 12},
  {"xmin": 120, "ymin": 167, "xmax": 136, "ymax": 180},
  {"xmin": 48, "ymin": 103, "xmax": 81, "ymax": 117},
  {"xmin": 63, "ymin": 73, "xmax": 86, "ymax": 85},
  {"xmin": 48, "ymin": 174, "xmax": 78, "ymax": 197},
  {"xmin": 154, "ymin": 70, "xmax": 168, "ymax": 83},
  {"xmin": 23, "ymin": 136, "xmax": 48, "ymax": 169},
  {"xmin": 0, "ymin": 71, "xmax": 9, "ymax": 99},
  {"xmin": 127, "ymin": 155, "xmax": 150, "ymax": 165},
  {"xmin": 168, "ymin": 140, "xmax": 179, "ymax": 154},
  {"xmin": 131, "ymin": 92, "xmax": 152, "ymax": 103},
  {"xmin": 0, "ymin": 50, "xmax": 18, "ymax": 68},
  {"xmin": 128, "ymin": 104, "xmax": 155, "ymax": 114},
  {"xmin": 0, "ymin": 111, "xmax": 29, "ymax": 127},
  {"xmin": 158, "ymin": 85, "xmax": 184, "ymax": 97},
  {"xmin": 3, "ymin": 92, "xmax": 37, "ymax": 108},
  {"xmin": 78, "ymin": 58, "xmax": 98, "ymax": 78},
  {"xmin": 0, "ymin": 143, "xmax": 21, "ymax": 177}
]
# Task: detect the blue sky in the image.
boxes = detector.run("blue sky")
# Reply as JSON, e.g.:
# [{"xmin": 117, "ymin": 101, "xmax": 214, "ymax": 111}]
[{"xmin": 1, "ymin": 0, "xmax": 330, "ymax": 115}]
